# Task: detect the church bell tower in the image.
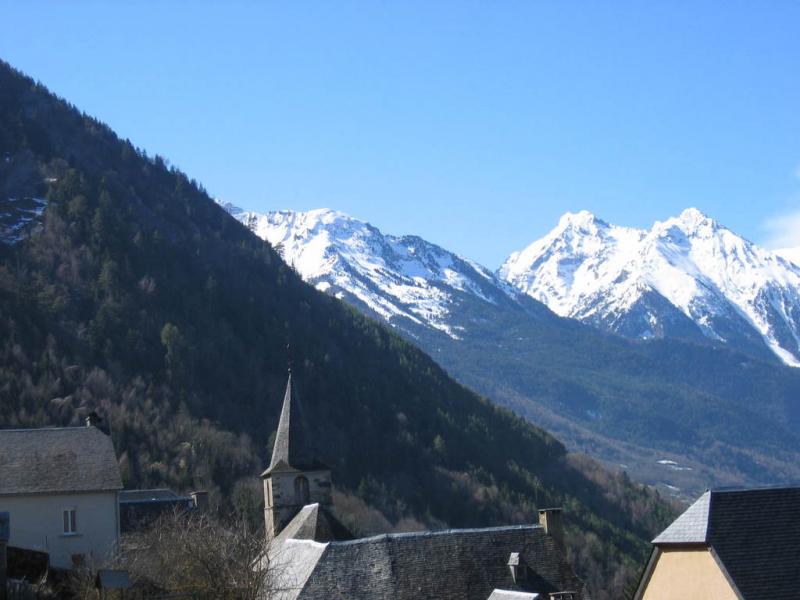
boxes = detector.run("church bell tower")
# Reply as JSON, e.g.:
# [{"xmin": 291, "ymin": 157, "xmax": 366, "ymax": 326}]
[{"xmin": 261, "ymin": 372, "xmax": 332, "ymax": 538}]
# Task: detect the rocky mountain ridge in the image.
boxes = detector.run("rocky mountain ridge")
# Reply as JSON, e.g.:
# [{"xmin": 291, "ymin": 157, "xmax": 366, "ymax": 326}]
[
  {"xmin": 501, "ymin": 208, "xmax": 800, "ymax": 366},
  {"xmin": 221, "ymin": 203, "xmax": 800, "ymax": 498}
]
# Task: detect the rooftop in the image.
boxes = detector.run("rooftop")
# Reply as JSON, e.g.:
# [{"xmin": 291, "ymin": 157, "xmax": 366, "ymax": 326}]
[
  {"xmin": 0, "ymin": 426, "xmax": 122, "ymax": 495},
  {"xmin": 118, "ymin": 489, "xmax": 186, "ymax": 503},
  {"xmin": 271, "ymin": 517, "xmax": 585, "ymax": 600},
  {"xmin": 651, "ymin": 486, "xmax": 800, "ymax": 599}
]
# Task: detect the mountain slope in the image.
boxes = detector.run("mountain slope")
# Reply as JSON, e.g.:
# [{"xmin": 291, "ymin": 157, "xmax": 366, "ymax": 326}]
[
  {"xmin": 229, "ymin": 206, "xmax": 800, "ymax": 500},
  {"xmin": 0, "ymin": 61, "xmax": 672, "ymax": 599},
  {"xmin": 222, "ymin": 204, "xmax": 523, "ymax": 339},
  {"xmin": 776, "ymin": 246, "xmax": 800, "ymax": 267},
  {"xmin": 500, "ymin": 209, "xmax": 800, "ymax": 366}
]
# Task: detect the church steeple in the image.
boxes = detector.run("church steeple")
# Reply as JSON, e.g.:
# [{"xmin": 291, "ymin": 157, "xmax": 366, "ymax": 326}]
[
  {"xmin": 263, "ymin": 372, "xmax": 326, "ymax": 476},
  {"xmin": 262, "ymin": 372, "xmax": 332, "ymax": 538}
]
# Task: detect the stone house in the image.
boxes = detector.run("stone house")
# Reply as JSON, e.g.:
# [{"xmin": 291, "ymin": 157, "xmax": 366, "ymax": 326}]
[
  {"xmin": 0, "ymin": 418, "xmax": 122, "ymax": 570},
  {"xmin": 634, "ymin": 486, "xmax": 800, "ymax": 599},
  {"xmin": 262, "ymin": 373, "xmax": 587, "ymax": 600}
]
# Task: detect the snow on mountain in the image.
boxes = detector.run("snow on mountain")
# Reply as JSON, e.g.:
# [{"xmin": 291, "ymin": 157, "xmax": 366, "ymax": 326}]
[
  {"xmin": 500, "ymin": 208, "xmax": 800, "ymax": 366},
  {"xmin": 221, "ymin": 203, "xmax": 514, "ymax": 338},
  {"xmin": 775, "ymin": 247, "xmax": 800, "ymax": 267}
]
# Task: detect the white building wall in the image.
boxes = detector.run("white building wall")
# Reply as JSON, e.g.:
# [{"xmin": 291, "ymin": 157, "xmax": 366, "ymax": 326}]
[{"xmin": 0, "ymin": 491, "xmax": 119, "ymax": 569}]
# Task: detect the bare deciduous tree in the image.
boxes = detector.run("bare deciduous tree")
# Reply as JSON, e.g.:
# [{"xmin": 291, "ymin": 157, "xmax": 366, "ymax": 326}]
[{"xmin": 114, "ymin": 509, "xmax": 286, "ymax": 599}]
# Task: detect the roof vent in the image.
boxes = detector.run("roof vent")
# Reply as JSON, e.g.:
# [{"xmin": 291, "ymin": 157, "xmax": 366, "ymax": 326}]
[{"xmin": 508, "ymin": 552, "xmax": 528, "ymax": 583}]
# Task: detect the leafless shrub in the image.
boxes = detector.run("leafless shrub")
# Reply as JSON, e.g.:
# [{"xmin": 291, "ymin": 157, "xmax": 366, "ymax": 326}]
[{"xmin": 115, "ymin": 509, "xmax": 284, "ymax": 599}]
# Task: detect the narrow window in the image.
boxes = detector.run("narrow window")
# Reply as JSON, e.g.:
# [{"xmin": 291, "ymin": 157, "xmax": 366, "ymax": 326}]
[
  {"xmin": 63, "ymin": 508, "xmax": 77, "ymax": 534},
  {"xmin": 294, "ymin": 476, "xmax": 310, "ymax": 505}
]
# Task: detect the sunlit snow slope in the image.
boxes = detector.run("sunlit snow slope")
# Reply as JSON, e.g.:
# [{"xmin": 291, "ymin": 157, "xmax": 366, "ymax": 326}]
[
  {"xmin": 500, "ymin": 208, "xmax": 800, "ymax": 366},
  {"xmin": 221, "ymin": 203, "xmax": 515, "ymax": 338}
]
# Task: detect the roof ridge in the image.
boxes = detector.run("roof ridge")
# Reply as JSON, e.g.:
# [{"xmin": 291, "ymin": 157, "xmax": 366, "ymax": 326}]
[
  {"xmin": 710, "ymin": 484, "xmax": 800, "ymax": 493},
  {"xmin": 0, "ymin": 426, "xmax": 94, "ymax": 433},
  {"xmin": 329, "ymin": 523, "xmax": 543, "ymax": 546}
]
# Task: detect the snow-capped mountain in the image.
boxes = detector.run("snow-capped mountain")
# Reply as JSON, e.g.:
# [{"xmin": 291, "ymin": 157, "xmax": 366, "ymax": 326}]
[
  {"xmin": 220, "ymin": 202, "xmax": 800, "ymax": 494},
  {"xmin": 775, "ymin": 247, "xmax": 800, "ymax": 267},
  {"xmin": 500, "ymin": 208, "xmax": 800, "ymax": 366},
  {"xmin": 221, "ymin": 203, "xmax": 518, "ymax": 338}
]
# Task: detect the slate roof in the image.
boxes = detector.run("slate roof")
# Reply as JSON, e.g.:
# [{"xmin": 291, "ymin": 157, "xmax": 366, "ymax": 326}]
[
  {"xmin": 652, "ymin": 489, "xmax": 710, "ymax": 544},
  {"xmin": 119, "ymin": 489, "xmax": 183, "ymax": 503},
  {"xmin": 263, "ymin": 374, "xmax": 328, "ymax": 475},
  {"xmin": 488, "ymin": 591, "xmax": 540, "ymax": 600},
  {"xmin": 0, "ymin": 427, "xmax": 122, "ymax": 495},
  {"xmin": 118, "ymin": 488, "xmax": 196, "ymax": 533},
  {"xmin": 651, "ymin": 486, "xmax": 800, "ymax": 600},
  {"xmin": 270, "ymin": 520, "xmax": 587, "ymax": 600},
  {"xmin": 275, "ymin": 503, "xmax": 353, "ymax": 543}
]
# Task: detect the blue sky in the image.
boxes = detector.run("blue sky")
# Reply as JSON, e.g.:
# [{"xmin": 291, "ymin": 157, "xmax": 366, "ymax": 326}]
[{"xmin": 2, "ymin": 1, "xmax": 799, "ymax": 267}]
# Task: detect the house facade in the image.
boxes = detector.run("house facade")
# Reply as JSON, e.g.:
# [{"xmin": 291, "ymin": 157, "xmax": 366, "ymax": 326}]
[
  {"xmin": 262, "ymin": 373, "xmax": 588, "ymax": 600},
  {"xmin": 0, "ymin": 421, "xmax": 123, "ymax": 570},
  {"xmin": 635, "ymin": 486, "xmax": 800, "ymax": 599}
]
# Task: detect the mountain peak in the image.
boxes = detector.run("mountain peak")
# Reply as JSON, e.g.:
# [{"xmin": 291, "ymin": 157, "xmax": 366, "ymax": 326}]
[
  {"xmin": 224, "ymin": 206, "xmax": 515, "ymax": 338},
  {"xmin": 557, "ymin": 210, "xmax": 606, "ymax": 230},
  {"xmin": 676, "ymin": 207, "xmax": 713, "ymax": 228},
  {"xmin": 501, "ymin": 208, "xmax": 800, "ymax": 366}
]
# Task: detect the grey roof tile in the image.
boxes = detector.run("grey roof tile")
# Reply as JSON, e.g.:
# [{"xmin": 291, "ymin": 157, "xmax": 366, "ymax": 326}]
[
  {"xmin": 652, "ymin": 486, "xmax": 800, "ymax": 600},
  {"xmin": 708, "ymin": 487, "xmax": 800, "ymax": 600},
  {"xmin": 0, "ymin": 427, "xmax": 122, "ymax": 495},
  {"xmin": 652, "ymin": 490, "xmax": 710, "ymax": 544},
  {"xmin": 488, "ymin": 591, "xmax": 540, "ymax": 600},
  {"xmin": 272, "ymin": 521, "xmax": 586, "ymax": 600},
  {"xmin": 275, "ymin": 503, "xmax": 353, "ymax": 543}
]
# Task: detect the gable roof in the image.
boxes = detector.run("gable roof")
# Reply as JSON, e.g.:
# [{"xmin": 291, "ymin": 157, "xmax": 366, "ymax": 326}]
[
  {"xmin": 271, "ymin": 521, "xmax": 586, "ymax": 600},
  {"xmin": 652, "ymin": 490, "xmax": 710, "ymax": 544},
  {"xmin": 263, "ymin": 374, "xmax": 327, "ymax": 475},
  {"xmin": 488, "ymin": 591, "xmax": 540, "ymax": 600},
  {"xmin": 0, "ymin": 427, "xmax": 122, "ymax": 495},
  {"xmin": 275, "ymin": 503, "xmax": 353, "ymax": 543},
  {"xmin": 651, "ymin": 486, "xmax": 800, "ymax": 600}
]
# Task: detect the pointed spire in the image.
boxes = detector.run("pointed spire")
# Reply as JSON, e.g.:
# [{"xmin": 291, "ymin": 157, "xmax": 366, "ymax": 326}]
[{"xmin": 263, "ymin": 372, "xmax": 325, "ymax": 476}]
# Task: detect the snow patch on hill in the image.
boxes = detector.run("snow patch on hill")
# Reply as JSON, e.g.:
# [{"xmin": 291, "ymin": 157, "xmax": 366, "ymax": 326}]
[{"xmin": 0, "ymin": 197, "xmax": 47, "ymax": 245}]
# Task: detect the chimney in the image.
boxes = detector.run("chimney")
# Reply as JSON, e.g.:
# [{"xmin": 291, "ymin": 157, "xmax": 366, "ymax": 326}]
[
  {"xmin": 191, "ymin": 491, "xmax": 209, "ymax": 512},
  {"xmin": 538, "ymin": 508, "xmax": 565, "ymax": 554},
  {"xmin": 85, "ymin": 411, "xmax": 103, "ymax": 429}
]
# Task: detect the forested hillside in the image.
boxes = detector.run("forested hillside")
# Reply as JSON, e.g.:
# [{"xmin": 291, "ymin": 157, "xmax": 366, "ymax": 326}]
[
  {"xmin": 231, "ymin": 207, "xmax": 800, "ymax": 495},
  {"xmin": 0, "ymin": 61, "xmax": 673, "ymax": 598}
]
